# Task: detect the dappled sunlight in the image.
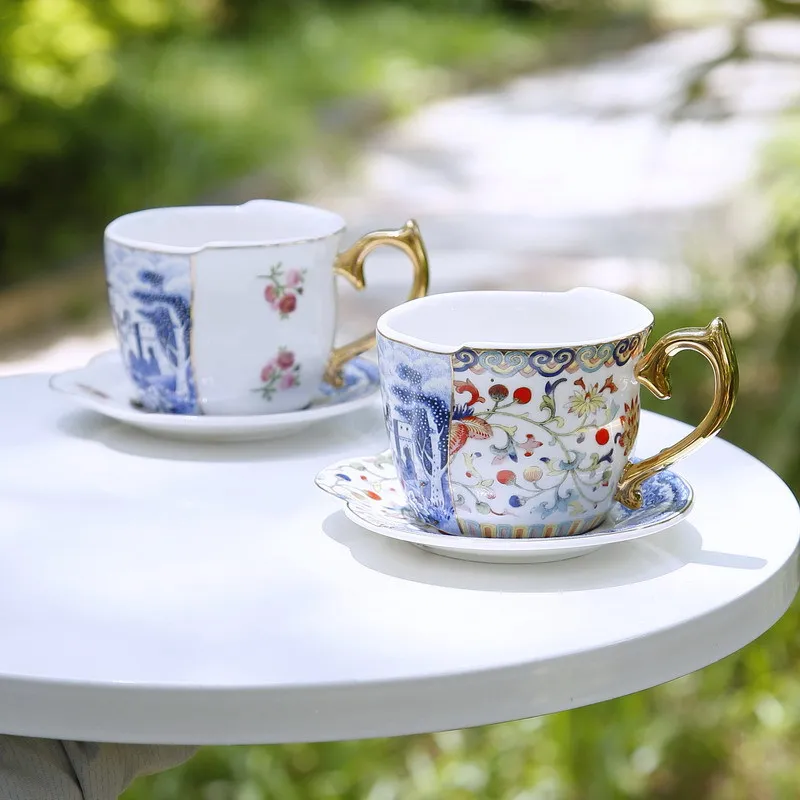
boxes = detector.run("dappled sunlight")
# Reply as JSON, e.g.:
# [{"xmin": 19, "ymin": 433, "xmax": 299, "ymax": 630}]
[{"xmin": 9, "ymin": 0, "xmax": 115, "ymax": 106}]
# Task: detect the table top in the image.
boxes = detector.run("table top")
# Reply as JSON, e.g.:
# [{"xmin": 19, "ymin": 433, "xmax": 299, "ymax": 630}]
[{"xmin": 0, "ymin": 373, "xmax": 797, "ymax": 745}]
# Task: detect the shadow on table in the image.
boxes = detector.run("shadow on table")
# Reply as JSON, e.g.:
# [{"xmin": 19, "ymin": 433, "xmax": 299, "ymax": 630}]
[
  {"xmin": 322, "ymin": 511, "xmax": 767, "ymax": 594},
  {"xmin": 54, "ymin": 407, "xmax": 385, "ymax": 463}
]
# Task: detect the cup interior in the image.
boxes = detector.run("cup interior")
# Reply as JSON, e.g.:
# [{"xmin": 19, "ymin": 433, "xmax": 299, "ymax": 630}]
[
  {"xmin": 377, "ymin": 288, "xmax": 654, "ymax": 352},
  {"xmin": 105, "ymin": 200, "xmax": 345, "ymax": 252}
]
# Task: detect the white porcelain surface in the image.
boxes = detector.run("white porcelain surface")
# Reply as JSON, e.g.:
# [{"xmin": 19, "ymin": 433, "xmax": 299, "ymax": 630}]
[
  {"xmin": 316, "ymin": 451, "xmax": 693, "ymax": 563},
  {"xmin": 338, "ymin": 506, "xmax": 584, "ymax": 564},
  {"xmin": 105, "ymin": 201, "xmax": 345, "ymax": 250},
  {"xmin": 377, "ymin": 288, "xmax": 654, "ymax": 351},
  {"xmin": 48, "ymin": 351, "xmax": 379, "ymax": 442},
  {"xmin": 105, "ymin": 200, "xmax": 349, "ymax": 416},
  {"xmin": 0, "ymin": 374, "xmax": 796, "ymax": 745},
  {"xmin": 191, "ymin": 233, "xmax": 339, "ymax": 415}
]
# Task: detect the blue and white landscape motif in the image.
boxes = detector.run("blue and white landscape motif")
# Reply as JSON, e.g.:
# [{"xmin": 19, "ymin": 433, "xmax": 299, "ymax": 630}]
[
  {"xmin": 377, "ymin": 334, "xmax": 458, "ymax": 534},
  {"xmin": 606, "ymin": 461, "xmax": 693, "ymax": 532},
  {"xmin": 315, "ymin": 357, "xmax": 379, "ymax": 404},
  {"xmin": 105, "ymin": 241, "xmax": 199, "ymax": 414}
]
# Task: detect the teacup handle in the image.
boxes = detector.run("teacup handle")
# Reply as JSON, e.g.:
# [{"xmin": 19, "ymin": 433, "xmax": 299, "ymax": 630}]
[
  {"xmin": 324, "ymin": 220, "xmax": 430, "ymax": 386},
  {"xmin": 615, "ymin": 317, "xmax": 738, "ymax": 509}
]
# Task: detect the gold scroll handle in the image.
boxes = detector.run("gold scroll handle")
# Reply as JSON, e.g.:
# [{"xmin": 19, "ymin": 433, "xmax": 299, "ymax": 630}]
[
  {"xmin": 615, "ymin": 317, "xmax": 739, "ymax": 509},
  {"xmin": 324, "ymin": 220, "xmax": 429, "ymax": 387}
]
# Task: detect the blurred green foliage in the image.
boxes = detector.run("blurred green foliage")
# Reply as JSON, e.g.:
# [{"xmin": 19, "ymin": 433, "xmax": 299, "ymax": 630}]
[
  {"xmin": 0, "ymin": 0, "xmax": 598, "ymax": 287},
  {"xmin": 122, "ymin": 120, "xmax": 800, "ymax": 799}
]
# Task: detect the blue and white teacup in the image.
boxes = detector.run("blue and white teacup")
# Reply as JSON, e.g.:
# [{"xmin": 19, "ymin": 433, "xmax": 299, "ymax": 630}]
[
  {"xmin": 376, "ymin": 289, "xmax": 737, "ymax": 538},
  {"xmin": 104, "ymin": 200, "xmax": 429, "ymax": 415}
]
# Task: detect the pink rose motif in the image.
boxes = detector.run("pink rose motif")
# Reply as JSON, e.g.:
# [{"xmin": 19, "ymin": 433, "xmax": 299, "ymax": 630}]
[
  {"xmin": 255, "ymin": 346, "xmax": 301, "ymax": 400},
  {"xmin": 276, "ymin": 350, "xmax": 295, "ymax": 369},
  {"xmin": 286, "ymin": 269, "xmax": 302, "ymax": 288},
  {"xmin": 260, "ymin": 363, "xmax": 275, "ymax": 382},
  {"xmin": 278, "ymin": 293, "xmax": 297, "ymax": 315},
  {"xmin": 264, "ymin": 285, "xmax": 277, "ymax": 304}
]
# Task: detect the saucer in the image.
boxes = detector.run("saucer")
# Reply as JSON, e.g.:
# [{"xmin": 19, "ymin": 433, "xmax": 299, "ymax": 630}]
[
  {"xmin": 50, "ymin": 351, "xmax": 380, "ymax": 442},
  {"xmin": 315, "ymin": 451, "xmax": 694, "ymax": 564}
]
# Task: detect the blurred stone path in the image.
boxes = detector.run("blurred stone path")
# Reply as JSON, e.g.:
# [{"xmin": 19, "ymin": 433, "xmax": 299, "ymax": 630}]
[{"xmin": 3, "ymin": 19, "xmax": 800, "ymax": 377}]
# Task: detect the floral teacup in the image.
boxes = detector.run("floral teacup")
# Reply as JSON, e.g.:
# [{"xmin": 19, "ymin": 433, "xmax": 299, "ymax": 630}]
[
  {"xmin": 376, "ymin": 288, "xmax": 737, "ymax": 538},
  {"xmin": 104, "ymin": 200, "xmax": 429, "ymax": 415}
]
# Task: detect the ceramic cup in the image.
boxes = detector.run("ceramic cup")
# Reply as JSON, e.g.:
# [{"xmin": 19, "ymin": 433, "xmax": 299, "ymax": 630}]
[
  {"xmin": 376, "ymin": 288, "xmax": 738, "ymax": 538},
  {"xmin": 104, "ymin": 200, "xmax": 429, "ymax": 415}
]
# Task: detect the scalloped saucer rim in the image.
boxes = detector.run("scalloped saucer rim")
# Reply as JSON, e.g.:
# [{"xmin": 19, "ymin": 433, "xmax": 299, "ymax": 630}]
[
  {"xmin": 316, "ymin": 451, "xmax": 694, "ymax": 564},
  {"xmin": 49, "ymin": 351, "xmax": 380, "ymax": 442}
]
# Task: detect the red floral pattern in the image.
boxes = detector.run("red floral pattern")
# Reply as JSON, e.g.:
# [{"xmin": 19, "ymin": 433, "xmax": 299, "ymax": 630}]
[
  {"xmin": 259, "ymin": 263, "xmax": 306, "ymax": 319},
  {"xmin": 255, "ymin": 347, "xmax": 301, "ymax": 401},
  {"xmin": 616, "ymin": 396, "xmax": 640, "ymax": 456},
  {"xmin": 448, "ymin": 366, "xmax": 627, "ymax": 524},
  {"xmin": 448, "ymin": 415, "xmax": 492, "ymax": 456}
]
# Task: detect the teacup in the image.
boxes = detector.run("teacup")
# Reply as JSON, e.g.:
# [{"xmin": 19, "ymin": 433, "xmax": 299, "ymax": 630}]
[
  {"xmin": 104, "ymin": 200, "xmax": 429, "ymax": 415},
  {"xmin": 376, "ymin": 288, "xmax": 737, "ymax": 538}
]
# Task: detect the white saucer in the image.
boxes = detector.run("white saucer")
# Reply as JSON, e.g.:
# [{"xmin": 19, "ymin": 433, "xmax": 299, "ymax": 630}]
[
  {"xmin": 50, "ymin": 351, "xmax": 380, "ymax": 442},
  {"xmin": 316, "ymin": 451, "xmax": 694, "ymax": 564}
]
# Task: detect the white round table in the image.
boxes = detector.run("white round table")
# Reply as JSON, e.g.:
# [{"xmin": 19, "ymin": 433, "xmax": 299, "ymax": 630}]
[{"xmin": 0, "ymin": 374, "xmax": 796, "ymax": 745}]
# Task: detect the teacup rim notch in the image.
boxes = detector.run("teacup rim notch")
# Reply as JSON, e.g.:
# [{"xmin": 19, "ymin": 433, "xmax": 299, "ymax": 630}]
[
  {"xmin": 104, "ymin": 199, "xmax": 347, "ymax": 255},
  {"xmin": 376, "ymin": 287, "xmax": 656, "ymax": 353}
]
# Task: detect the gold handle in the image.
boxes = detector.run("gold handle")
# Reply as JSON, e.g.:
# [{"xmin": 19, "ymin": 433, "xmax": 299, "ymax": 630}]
[
  {"xmin": 615, "ymin": 317, "xmax": 738, "ymax": 509},
  {"xmin": 324, "ymin": 219, "xmax": 429, "ymax": 386}
]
